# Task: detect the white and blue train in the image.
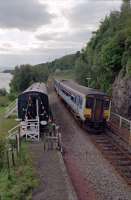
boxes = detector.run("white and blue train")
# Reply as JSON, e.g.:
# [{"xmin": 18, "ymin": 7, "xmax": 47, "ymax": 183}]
[{"xmin": 54, "ymin": 79, "xmax": 111, "ymax": 132}]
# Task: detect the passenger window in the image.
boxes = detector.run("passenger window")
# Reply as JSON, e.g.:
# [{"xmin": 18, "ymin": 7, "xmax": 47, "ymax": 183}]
[
  {"xmin": 104, "ymin": 101, "xmax": 110, "ymax": 109},
  {"xmin": 86, "ymin": 98, "xmax": 94, "ymax": 108},
  {"xmin": 71, "ymin": 95, "xmax": 74, "ymax": 101},
  {"xmin": 78, "ymin": 97, "xmax": 82, "ymax": 108}
]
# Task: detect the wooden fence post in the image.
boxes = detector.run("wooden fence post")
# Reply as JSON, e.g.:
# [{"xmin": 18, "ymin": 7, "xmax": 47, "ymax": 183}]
[
  {"xmin": 11, "ymin": 144, "xmax": 15, "ymax": 167},
  {"xmin": 6, "ymin": 150, "xmax": 10, "ymax": 178}
]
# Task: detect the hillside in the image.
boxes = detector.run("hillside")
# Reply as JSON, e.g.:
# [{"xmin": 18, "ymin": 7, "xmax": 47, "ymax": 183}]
[
  {"xmin": 35, "ymin": 53, "xmax": 79, "ymax": 73},
  {"xmin": 75, "ymin": 0, "xmax": 131, "ymax": 92}
]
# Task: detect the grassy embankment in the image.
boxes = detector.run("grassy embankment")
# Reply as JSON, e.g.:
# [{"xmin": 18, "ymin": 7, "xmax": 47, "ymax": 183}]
[
  {"xmin": 0, "ymin": 96, "xmax": 17, "ymax": 137},
  {"xmin": 53, "ymin": 69, "xmax": 75, "ymax": 80},
  {"xmin": 0, "ymin": 96, "xmax": 38, "ymax": 200}
]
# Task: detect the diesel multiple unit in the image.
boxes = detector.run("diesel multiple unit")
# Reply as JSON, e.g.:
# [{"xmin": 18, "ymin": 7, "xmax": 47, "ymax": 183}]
[{"xmin": 54, "ymin": 79, "xmax": 111, "ymax": 132}]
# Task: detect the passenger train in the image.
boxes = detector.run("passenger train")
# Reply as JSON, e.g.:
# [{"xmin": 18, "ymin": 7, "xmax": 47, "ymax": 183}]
[
  {"xmin": 54, "ymin": 79, "xmax": 111, "ymax": 132},
  {"xmin": 18, "ymin": 82, "xmax": 51, "ymax": 130}
]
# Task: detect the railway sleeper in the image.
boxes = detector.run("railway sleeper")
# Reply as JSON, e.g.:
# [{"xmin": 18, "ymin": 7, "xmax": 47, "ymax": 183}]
[
  {"xmin": 117, "ymin": 160, "xmax": 131, "ymax": 166},
  {"xmin": 95, "ymin": 140, "xmax": 110, "ymax": 144},
  {"xmin": 101, "ymin": 146, "xmax": 118, "ymax": 151}
]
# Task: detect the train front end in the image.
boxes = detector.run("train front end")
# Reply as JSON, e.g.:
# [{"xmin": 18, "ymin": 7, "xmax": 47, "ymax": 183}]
[{"xmin": 84, "ymin": 94, "xmax": 111, "ymax": 132}]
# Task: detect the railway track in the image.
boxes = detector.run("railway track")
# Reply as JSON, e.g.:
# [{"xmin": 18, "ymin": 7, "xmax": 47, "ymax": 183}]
[
  {"xmin": 89, "ymin": 130, "xmax": 131, "ymax": 185},
  {"xmin": 55, "ymin": 92, "xmax": 131, "ymax": 185}
]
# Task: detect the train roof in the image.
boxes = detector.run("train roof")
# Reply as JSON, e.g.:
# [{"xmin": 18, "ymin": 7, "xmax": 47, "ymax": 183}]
[
  {"xmin": 59, "ymin": 80, "xmax": 107, "ymax": 96},
  {"xmin": 21, "ymin": 82, "xmax": 48, "ymax": 95}
]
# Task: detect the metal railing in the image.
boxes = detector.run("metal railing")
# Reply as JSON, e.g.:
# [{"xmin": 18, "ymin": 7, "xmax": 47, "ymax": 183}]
[
  {"xmin": 110, "ymin": 112, "xmax": 131, "ymax": 134},
  {"xmin": 5, "ymin": 99, "xmax": 17, "ymax": 118}
]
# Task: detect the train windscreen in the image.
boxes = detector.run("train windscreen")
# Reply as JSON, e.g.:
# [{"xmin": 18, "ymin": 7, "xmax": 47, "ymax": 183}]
[{"xmin": 94, "ymin": 99, "xmax": 103, "ymax": 121}]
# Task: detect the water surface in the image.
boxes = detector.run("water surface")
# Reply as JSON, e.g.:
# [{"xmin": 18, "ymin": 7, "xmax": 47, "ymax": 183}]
[{"xmin": 0, "ymin": 73, "xmax": 13, "ymax": 92}]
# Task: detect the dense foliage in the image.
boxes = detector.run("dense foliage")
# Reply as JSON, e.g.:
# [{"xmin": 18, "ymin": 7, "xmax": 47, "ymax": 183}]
[
  {"xmin": 10, "ymin": 53, "xmax": 77, "ymax": 94},
  {"xmin": 0, "ymin": 89, "xmax": 7, "ymax": 96},
  {"xmin": 10, "ymin": 64, "xmax": 49, "ymax": 93},
  {"xmin": 75, "ymin": 0, "xmax": 131, "ymax": 93},
  {"xmin": 48, "ymin": 53, "xmax": 79, "ymax": 72}
]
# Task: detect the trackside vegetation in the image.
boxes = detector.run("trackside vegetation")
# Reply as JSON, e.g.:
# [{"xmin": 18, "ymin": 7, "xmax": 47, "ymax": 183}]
[
  {"xmin": 0, "ymin": 109, "xmax": 38, "ymax": 199},
  {"xmin": 0, "ymin": 96, "xmax": 38, "ymax": 200},
  {"xmin": 75, "ymin": 0, "xmax": 131, "ymax": 93},
  {"xmin": 0, "ymin": 142, "xmax": 38, "ymax": 200}
]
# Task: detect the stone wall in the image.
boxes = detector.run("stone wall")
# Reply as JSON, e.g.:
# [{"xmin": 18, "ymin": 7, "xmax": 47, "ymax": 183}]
[{"xmin": 112, "ymin": 73, "xmax": 131, "ymax": 119}]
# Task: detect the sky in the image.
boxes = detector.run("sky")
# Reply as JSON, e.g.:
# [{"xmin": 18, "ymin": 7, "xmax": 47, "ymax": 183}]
[{"xmin": 0, "ymin": 0, "xmax": 122, "ymax": 68}]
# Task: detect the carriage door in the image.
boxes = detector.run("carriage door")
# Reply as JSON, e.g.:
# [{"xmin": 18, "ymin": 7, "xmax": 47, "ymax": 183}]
[{"xmin": 94, "ymin": 98, "xmax": 103, "ymax": 121}]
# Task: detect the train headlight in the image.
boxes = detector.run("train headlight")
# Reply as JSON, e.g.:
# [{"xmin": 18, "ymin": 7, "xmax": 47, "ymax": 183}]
[
  {"xmin": 40, "ymin": 121, "xmax": 47, "ymax": 125},
  {"xmin": 84, "ymin": 108, "xmax": 91, "ymax": 118},
  {"xmin": 104, "ymin": 110, "xmax": 109, "ymax": 119}
]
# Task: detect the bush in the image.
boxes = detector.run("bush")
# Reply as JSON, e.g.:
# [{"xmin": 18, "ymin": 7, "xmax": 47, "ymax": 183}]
[
  {"xmin": 0, "ymin": 96, "xmax": 9, "ymax": 107},
  {"xmin": 0, "ymin": 138, "xmax": 6, "ymax": 168},
  {"xmin": 8, "ymin": 93, "xmax": 17, "ymax": 101},
  {"xmin": 0, "ymin": 142, "xmax": 38, "ymax": 200},
  {"xmin": 126, "ymin": 57, "xmax": 131, "ymax": 75},
  {"xmin": 0, "ymin": 89, "xmax": 7, "ymax": 96}
]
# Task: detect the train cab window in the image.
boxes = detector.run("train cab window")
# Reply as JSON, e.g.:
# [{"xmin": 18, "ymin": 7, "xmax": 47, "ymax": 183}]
[
  {"xmin": 104, "ymin": 100, "xmax": 110, "ymax": 110},
  {"xmin": 71, "ymin": 95, "xmax": 74, "ymax": 101},
  {"xmin": 86, "ymin": 97, "xmax": 94, "ymax": 109}
]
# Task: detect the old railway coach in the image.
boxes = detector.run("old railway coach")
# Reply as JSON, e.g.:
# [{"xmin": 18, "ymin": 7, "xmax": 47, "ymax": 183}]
[
  {"xmin": 54, "ymin": 80, "xmax": 111, "ymax": 132},
  {"xmin": 18, "ymin": 82, "xmax": 50, "ymax": 130}
]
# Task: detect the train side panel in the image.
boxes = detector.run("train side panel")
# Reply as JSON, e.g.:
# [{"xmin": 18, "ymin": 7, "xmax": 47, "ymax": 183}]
[{"xmin": 57, "ymin": 81, "xmax": 86, "ymax": 121}]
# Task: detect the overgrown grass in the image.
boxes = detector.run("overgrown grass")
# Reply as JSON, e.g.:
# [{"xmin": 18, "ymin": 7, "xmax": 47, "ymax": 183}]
[
  {"xmin": 0, "ymin": 115, "xmax": 18, "ymax": 138},
  {"xmin": 0, "ymin": 95, "xmax": 11, "ymax": 116},
  {"xmin": 54, "ymin": 69, "xmax": 75, "ymax": 80},
  {"xmin": 0, "ymin": 142, "xmax": 38, "ymax": 200},
  {"xmin": 0, "ymin": 96, "xmax": 10, "ymax": 108},
  {"xmin": 0, "ymin": 99, "xmax": 38, "ymax": 199}
]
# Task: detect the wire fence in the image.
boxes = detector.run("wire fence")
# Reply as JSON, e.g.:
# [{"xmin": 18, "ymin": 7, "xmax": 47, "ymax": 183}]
[{"xmin": 0, "ymin": 130, "xmax": 21, "ymax": 177}]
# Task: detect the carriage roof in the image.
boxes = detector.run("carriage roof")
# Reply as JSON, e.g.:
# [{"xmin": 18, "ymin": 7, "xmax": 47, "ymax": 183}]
[
  {"xmin": 59, "ymin": 80, "xmax": 107, "ymax": 96},
  {"xmin": 21, "ymin": 82, "xmax": 48, "ymax": 96}
]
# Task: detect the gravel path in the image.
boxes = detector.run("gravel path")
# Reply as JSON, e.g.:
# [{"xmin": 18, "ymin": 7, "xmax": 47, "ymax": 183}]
[
  {"xmin": 29, "ymin": 142, "xmax": 77, "ymax": 200},
  {"xmin": 49, "ymin": 89, "xmax": 131, "ymax": 200}
]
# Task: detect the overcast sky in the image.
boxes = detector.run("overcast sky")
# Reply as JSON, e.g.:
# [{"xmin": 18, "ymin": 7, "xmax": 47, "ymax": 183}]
[{"xmin": 0, "ymin": 0, "xmax": 122, "ymax": 68}]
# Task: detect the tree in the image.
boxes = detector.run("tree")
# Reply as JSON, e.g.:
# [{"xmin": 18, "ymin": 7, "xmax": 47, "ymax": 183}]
[{"xmin": 10, "ymin": 64, "xmax": 50, "ymax": 93}]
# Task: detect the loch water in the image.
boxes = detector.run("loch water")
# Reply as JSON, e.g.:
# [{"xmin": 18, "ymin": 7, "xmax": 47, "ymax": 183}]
[{"xmin": 0, "ymin": 73, "xmax": 13, "ymax": 92}]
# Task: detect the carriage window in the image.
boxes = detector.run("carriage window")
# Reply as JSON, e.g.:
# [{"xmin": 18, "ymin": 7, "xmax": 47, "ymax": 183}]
[
  {"xmin": 86, "ymin": 97, "xmax": 94, "ymax": 108},
  {"xmin": 104, "ymin": 100, "xmax": 110, "ymax": 109},
  {"xmin": 71, "ymin": 95, "xmax": 74, "ymax": 101},
  {"xmin": 78, "ymin": 97, "xmax": 83, "ymax": 108}
]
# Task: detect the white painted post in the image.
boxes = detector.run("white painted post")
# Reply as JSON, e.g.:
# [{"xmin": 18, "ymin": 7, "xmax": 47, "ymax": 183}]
[
  {"xmin": 36, "ymin": 99, "xmax": 39, "ymax": 118},
  {"xmin": 36, "ymin": 99, "xmax": 40, "ymax": 141},
  {"xmin": 119, "ymin": 116, "xmax": 122, "ymax": 129},
  {"xmin": 129, "ymin": 121, "xmax": 131, "ymax": 145}
]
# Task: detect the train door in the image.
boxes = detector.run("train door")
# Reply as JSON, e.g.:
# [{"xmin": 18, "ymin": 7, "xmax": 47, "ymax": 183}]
[
  {"xmin": 26, "ymin": 95, "xmax": 37, "ymax": 119},
  {"xmin": 93, "ymin": 98, "xmax": 103, "ymax": 121}
]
